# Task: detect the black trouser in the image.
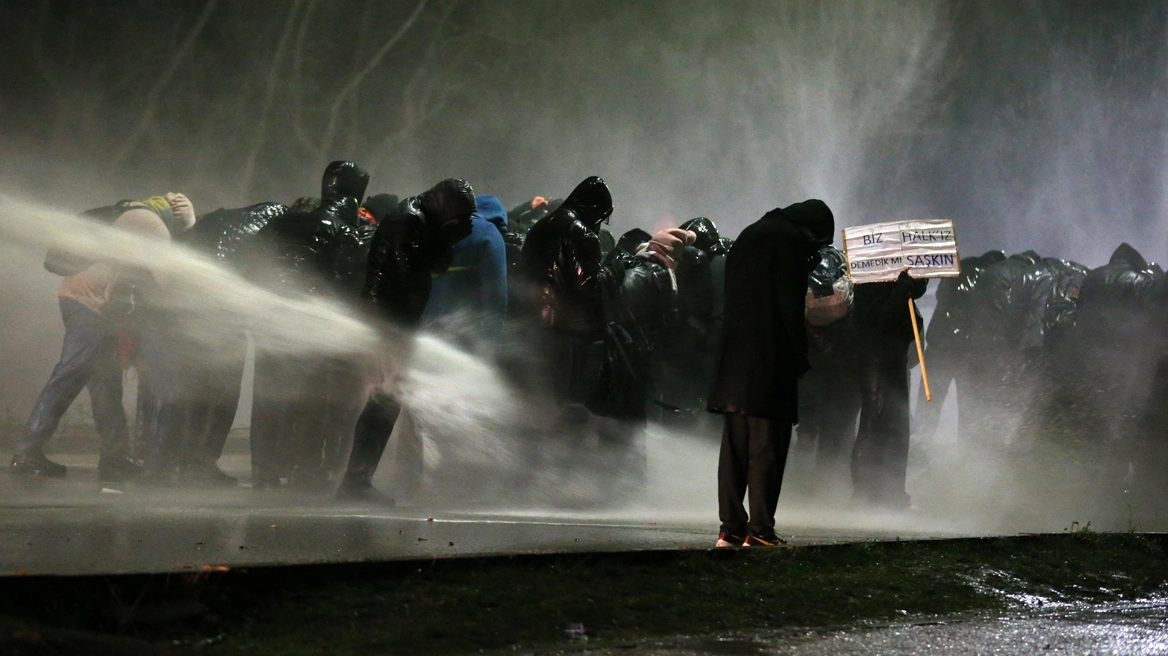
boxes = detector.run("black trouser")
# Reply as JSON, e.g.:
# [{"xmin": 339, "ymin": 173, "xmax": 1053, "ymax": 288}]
[
  {"xmin": 249, "ymin": 350, "xmax": 310, "ymax": 480},
  {"xmin": 799, "ymin": 359, "xmax": 861, "ymax": 479},
  {"xmin": 296, "ymin": 357, "xmax": 367, "ymax": 481},
  {"xmin": 342, "ymin": 392, "xmax": 402, "ymax": 488},
  {"xmin": 251, "ymin": 350, "xmax": 359, "ymax": 482},
  {"xmin": 17, "ymin": 298, "xmax": 130, "ymax": 459},
  {"xmin": 137, "ymin": 328, "xmax": 187, "ymax": 468},
  {"xmin": 851, "ymin": 348, "xmax": 912, "ymax": 508},
  {"xmin": 182, "ymin": 332, "xmax": 247, "ymax": 466},
  {"xmin": 717, "ymin": 412, "xmax": 793, "ymax": 540}
]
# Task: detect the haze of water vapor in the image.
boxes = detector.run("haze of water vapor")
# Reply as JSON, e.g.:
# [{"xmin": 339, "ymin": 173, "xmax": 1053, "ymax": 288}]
[{"xmin": 0, "ymin": 194, "xmax": 529, "ymax": 476}]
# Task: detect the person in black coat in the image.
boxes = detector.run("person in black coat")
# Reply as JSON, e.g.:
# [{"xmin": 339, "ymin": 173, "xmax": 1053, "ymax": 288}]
[
  {"xmin": 338, "ymin": 178, "xmax": 476, "ymax": 501},
  {"xmin": 911, "ymin": 250, "xmax": 1004, "ymax": 444},
  {"xmin": 799, "ymin": 246, "xmax": 861, "ymax": 491},
  {"xmin": 246, "ymin": 161, "xmax": 370, "ymax": 489},
  {"xmin": 1062, "ymin": 244, "xmax": 1165, "ymax": 472},
  {"xmin": 174, "ymin": 201, "xmax": 288, "ymax": 485},
  {"xmin": 651, "ymin": 218, "xmax": 724, "ymax": 428},
  {"xmin": 520, "ymin": 177, "xmax": 625, "ymax": 405},
  {"xmin": 708, "ymin": 199, "xmax": 834, "ymax": 547},
  {"xmin": 850, "ymin": 271, "xmax": 929, "ymax": 509}
]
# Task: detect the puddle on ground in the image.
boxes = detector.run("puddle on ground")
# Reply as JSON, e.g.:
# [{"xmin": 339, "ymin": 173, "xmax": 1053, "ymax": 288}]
[{"xmin": 539, "ymin": 596, "xmax": 1168, "ymax": 655}]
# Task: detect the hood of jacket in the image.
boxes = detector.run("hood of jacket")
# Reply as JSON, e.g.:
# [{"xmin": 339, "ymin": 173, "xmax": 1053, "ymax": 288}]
[
  {"xmin": 473, "ymin": 194, "xmax": 508, "ymax": 234},
  {"xmin": 1010, "ymin": 250, "xmax": 1042, "ymax": 266},
  {"xmin": 360, "ymin": 193, "xmax": 399, "ymax": 225},
  {"xmin": 321, "ymin": 161, "xmax": 369, "ymax": 205},
  {"xmin": 1109, "ymin": 242, "xmax": 1149, "ymax": 270},
  {"xmin": 779, "ymin": 199, "xmax": 834, "ymax": 247},
  {"xmin": 679, "ymin": 217, "xmax": 727, "ymax": 257},
  {"xmin": 560, "ymin": 176, "xmax": 613, "ymax": 231},
  {"xmin": 614, "ymin": 228, "xmax": 651, "ymax": 256},
  {"xmin": 419, "ymin": 178, "xmax": 476, "ymax": 234}
]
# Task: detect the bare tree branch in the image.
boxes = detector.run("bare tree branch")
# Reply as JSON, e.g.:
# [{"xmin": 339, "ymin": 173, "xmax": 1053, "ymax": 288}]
[
  {"xmin": 290, "ymin": 0, "xmax": 323, "ymax": 157},
  {"xmin": 317, "ymin": 0, "xmax": 431, "ymax": 158},
  {"xmin": 239, "ymin": 0, "xmax": 306, "ymax": 197},
  {"xmin": 110, "ymin": 0, "xmax": 221, "ymax": 167}
]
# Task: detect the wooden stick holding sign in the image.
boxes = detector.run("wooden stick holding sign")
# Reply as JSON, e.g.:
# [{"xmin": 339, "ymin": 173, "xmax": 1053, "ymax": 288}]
[
  {"xmin": 909, "ymin": 298, "xmax": 930, "ymax": 401},
  {"xmin": 841, "ymin": 219, "xmax": 961, "ymax": 403}
]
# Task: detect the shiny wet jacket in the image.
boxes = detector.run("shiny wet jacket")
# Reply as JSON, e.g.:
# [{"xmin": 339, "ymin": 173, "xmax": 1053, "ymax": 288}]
[
  {"xmin": 180, "ymin": 202, "xmax": 288, "ymax": 269},
  {"xmin": 363, "ymin": 178, "xmax": 476, "ymax": 327},
  {"xmin": 925, "ymin": 250, "xmax": 1004, "ymax": 350},
  {"xmin": 520, "ymin": 176, "xmax": 622, "ymax": 337},
  {"xmin": 1076, "ymin": 243, "xmax": 1165, "ymax": 342}
]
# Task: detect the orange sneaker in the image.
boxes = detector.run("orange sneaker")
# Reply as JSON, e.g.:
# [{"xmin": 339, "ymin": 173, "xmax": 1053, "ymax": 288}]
[{"xmin": 715, "ymin": 532, "xmax": 743, "ymax": 548}]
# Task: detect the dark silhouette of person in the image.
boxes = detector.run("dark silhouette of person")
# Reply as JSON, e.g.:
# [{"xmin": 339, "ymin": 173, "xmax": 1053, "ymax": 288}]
[
  {"xmin": 708, "ymin": 199, "xmax": 834, "ymax": 546},
  {"xmin": 338, "ymin": 178, "xmax": 476, "ymax": 502},
  {"xmin": 849, "ymin": 270, "xmax": 928, "ymax": 509}
]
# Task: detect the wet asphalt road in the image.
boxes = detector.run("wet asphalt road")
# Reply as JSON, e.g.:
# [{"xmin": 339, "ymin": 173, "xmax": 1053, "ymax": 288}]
[
  {"xmin": 0, "ymin": 450, "xmax": 972, "ymax": 576},
  {"xmin": 541, "ymin": 598, "xmax": 1168, "ymax": 655}
]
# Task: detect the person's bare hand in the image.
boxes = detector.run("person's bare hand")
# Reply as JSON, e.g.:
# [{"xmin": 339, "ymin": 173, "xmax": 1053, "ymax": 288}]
[
  {"xmin": 643, "ymin": 228, "xmax": 697, "ymax": 269},
  {"xmin": 165, "ymin": 192, "xmax": 197, "ymax": 231}
]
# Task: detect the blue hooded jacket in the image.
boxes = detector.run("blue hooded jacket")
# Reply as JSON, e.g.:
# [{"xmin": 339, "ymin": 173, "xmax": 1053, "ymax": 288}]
[{"xmin": 422, "ymin": 194, "xmax": 509, "ymax": 332}]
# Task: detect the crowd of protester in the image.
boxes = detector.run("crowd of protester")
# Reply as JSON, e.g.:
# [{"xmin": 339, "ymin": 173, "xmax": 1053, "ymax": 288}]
[{"xmin": 10, "ymin": 160, "xmax": 1168, "ymax": 546}]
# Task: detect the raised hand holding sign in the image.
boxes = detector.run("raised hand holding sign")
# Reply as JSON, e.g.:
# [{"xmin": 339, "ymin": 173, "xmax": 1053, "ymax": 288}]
[{"xmin": 842, "ymin": 219, "xmax": 962, "ymax": 401}]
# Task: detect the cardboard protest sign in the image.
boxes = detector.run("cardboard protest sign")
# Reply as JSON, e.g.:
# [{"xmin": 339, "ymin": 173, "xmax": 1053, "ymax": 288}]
[{"xmin": 842, "ymin": 219, "xmax": 960, "ymax": 284}]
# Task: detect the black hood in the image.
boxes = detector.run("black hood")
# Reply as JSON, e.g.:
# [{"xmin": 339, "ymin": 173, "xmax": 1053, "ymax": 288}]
[
  {"xmin": 1010, "ymin": 250, "xmax": 1042, "ymax": 266},
  {"xmin": 419, "ymin": 178, "xmax": 475, "ymax": 224},
  {"xmin": 419, "ymin": 178, "xmax": 475, "ymax": 245},
  {"xmin": 321, "ymin": 161, "xmax": 370, "ymax": 204},
  {"xmin": 360, "ymin": 193, "xmax": 399, "ymax": 224},
  {"xmin": 561, "ymin": 176, "xmax": 613, "ymax": 228},
  {"xmin": 614, "ymin": 228, "xmax": 651, "ymax": 255},
  {"xmin": 780, "ymin": 199, "xmax": 835, "ymax": 246},
  {"xmin": 981, "ymin": 249, "xmax": 1007, "ymax": 265},
  {"xmin": 679, "ymin": 217, "xmax": 726, "ymax": 256},
  {"xmin": 1109, "ymin": 242, "xmax": 1148, "ymax": 269}
]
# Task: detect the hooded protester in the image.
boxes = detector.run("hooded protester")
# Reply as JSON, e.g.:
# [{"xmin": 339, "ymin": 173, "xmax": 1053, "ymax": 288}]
[
  {"xmin": 591, "ymin": 227, "xmax": 695, "ymax": 423},
  {"xmin": 1040, "ymin": 257, "xmax": 1090, "ymax": 349},
  {"xmin": 708, "ymin": 199, "xmax": 834, "ymax": 546},
  {"xmin": 519, "ymin": 178, "xmax": 692, "ymax": 486},
  {"xmin": 246, "ymin": 161, "xmax": 370, "ymax": 489},
  {"xmin": 12, "ymin": 194, "xmax": 195, "ymax": 480},
  {"xmin": 960, "ymin": 250, "xmax": 1058, "ymax": 446},
  {"xmin": 339, "ymin": 178, "xmax": 476, "ymax": 502},
  {"xmin": 1059, "ymin": 243, "xmax": 1165, "ymax": 485},
  {"xmin": 649, "ymin": 220, "xmax": 720, "ymax": 427},
  {"xmin": 911, "ymin": 250, "xmax": 1005, "ymax": 444},
  {"xmin": 605, "ymin": 228, "xmax": 652, "ymax": 263},
  {"xmin": 849, "ymin": 269, "xmax": 929, "ymax": 509},
  {"xmin": 520, "ymin": 176, "xmax": 625, "ymax": 405},
  {"xmin": 421, "ymin": 193, "xmax": 509, "ymax": 347},
  {"xmin": 798, "ymin": 245, "xmax": 861, "ymax": 490},
  {"xmin": 679, "ymin": 217, "xmax": 730, "ymax": 259},
  {"xmin": 171, "ymin": 201, "xmax": 287, "ymax": 485}
]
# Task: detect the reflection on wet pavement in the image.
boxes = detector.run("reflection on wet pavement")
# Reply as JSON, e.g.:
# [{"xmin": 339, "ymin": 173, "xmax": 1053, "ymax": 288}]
[
  {"xmin": 545, "ymin": 598, "xmax": 1168, "ymax": 655},
  {"xmin": 0, "ymin": 449, "xmax": 975, "ymax": 576}
]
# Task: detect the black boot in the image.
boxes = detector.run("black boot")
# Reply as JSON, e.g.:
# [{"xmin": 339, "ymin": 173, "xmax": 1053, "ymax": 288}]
[{"xmin": 10, "ymin": 449, "xmax": 67, "ymax": 477}]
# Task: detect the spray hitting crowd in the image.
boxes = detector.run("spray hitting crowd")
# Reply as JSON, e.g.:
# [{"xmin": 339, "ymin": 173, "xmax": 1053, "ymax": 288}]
[{"xmin": 9, "ymin": 161, "xmax": 1166, "ymax": 546}]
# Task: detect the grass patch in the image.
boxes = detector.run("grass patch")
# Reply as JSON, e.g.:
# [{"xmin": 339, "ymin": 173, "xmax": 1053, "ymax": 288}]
[{"xmin": 0, "ymin": 533, "xmax": 1166, "ymax": 654}]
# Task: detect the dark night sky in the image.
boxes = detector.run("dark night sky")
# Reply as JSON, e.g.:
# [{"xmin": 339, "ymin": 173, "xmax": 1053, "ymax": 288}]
[{"xmin": 0, "ymin": 0, "xmax": 1166, "ymax": 265}]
